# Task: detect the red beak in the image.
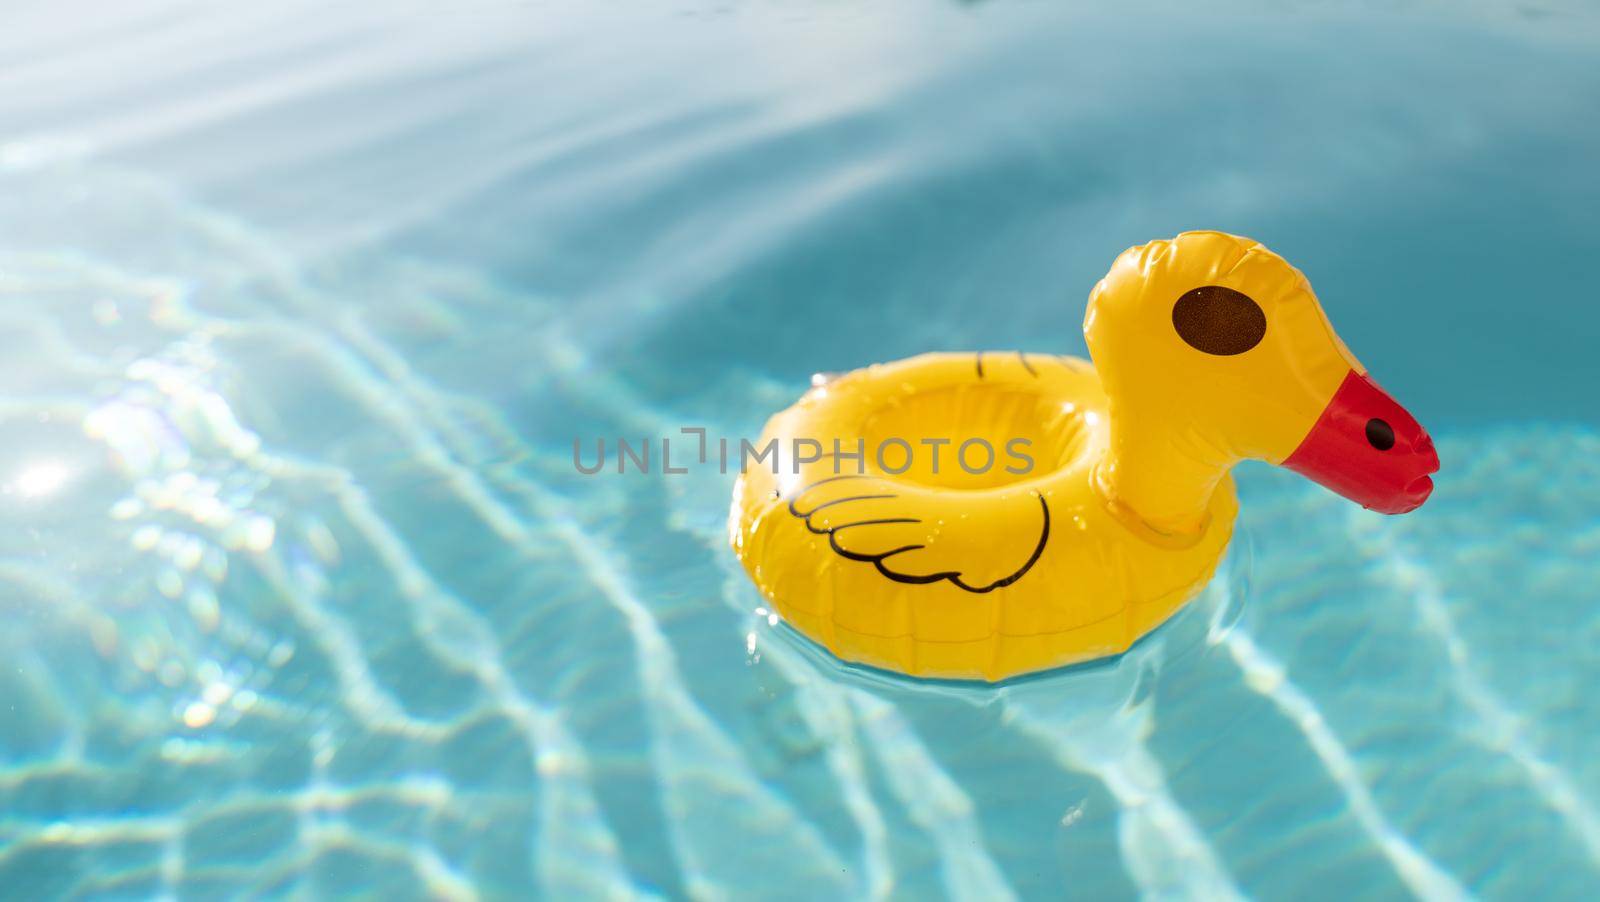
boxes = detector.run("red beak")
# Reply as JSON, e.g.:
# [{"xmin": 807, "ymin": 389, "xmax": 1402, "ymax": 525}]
[{"xmin": 1282, "ymin": 371, "xmax": 1439, "ymax": 514}]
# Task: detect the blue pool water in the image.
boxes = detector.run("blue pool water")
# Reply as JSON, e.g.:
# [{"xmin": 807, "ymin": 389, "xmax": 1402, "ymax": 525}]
[{"xmin": 2, "ymin": 0, "xmax": 1599, "ymax": 897}]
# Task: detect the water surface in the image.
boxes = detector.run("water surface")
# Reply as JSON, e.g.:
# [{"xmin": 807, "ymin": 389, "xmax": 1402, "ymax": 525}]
[{"xmin": 2, "ymin": 0, "xmax": 1598, "ymax": 897}]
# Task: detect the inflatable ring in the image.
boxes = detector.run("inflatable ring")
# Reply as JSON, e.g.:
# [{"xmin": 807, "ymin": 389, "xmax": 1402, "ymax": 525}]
[{"xmin": 730, "ymin": 232, "xmax": 1439, "ymax": 681}]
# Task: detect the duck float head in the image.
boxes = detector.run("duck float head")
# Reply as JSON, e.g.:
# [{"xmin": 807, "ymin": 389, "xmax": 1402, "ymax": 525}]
[
  {"xmin": 1087, "ymin": 230, "xmax": 1439, "ymax": 536},
  {"xmin": 730, "ymin": 230, "xmax": 1437, "ymax": 681}
]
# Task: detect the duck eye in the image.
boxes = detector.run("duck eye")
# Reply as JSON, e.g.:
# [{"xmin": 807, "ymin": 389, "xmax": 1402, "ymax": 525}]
[
  {"xmin": 1172, "ymin": 286, "xmax": 1267, "ymax": 356},
  {"xmin": 1365, "ymin": 418, "xmax": 1395, "ymax": 451}
]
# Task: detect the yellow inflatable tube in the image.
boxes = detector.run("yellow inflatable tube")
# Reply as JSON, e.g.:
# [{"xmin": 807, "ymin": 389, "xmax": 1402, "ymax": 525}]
[{"xmin": 730, "ymin": 232, "xmax": 1439, "ymax": 681}]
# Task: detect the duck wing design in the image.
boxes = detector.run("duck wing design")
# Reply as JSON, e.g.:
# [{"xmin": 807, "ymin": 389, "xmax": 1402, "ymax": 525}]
[{"xmin": 785, "ymin": 475, "xmax": 1050, "ymax": 594}]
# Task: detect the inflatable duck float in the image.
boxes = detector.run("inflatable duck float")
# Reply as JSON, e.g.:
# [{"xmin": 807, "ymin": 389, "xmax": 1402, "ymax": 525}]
[{"xmin": 730, "ymin": 231, "xmax": 1438, "ymax": 681}]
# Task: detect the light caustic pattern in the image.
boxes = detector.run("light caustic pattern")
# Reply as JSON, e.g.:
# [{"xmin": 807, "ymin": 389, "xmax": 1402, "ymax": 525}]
[{"xmin": 1, "ymin": 159, "xmax": 1598, "ymax": 900}]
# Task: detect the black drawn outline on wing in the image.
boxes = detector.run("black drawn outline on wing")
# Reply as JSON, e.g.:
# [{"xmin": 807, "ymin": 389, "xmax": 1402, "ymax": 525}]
[{"xmin": 787, "ymin": 475, "xmax": 1050, "ymax": 594}]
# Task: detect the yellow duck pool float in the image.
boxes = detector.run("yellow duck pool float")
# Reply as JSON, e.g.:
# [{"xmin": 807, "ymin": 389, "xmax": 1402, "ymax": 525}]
[{"xmin": 730, "ymin": 231, "xmax": 1439, "ymax": 681}]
